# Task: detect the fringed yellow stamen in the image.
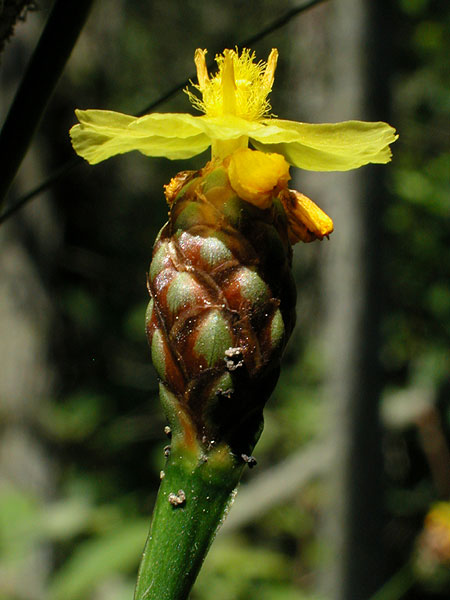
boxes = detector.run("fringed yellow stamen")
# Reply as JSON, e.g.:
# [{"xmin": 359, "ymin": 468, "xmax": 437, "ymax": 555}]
[
  {"xmin": 262, "ymin": 49, "xmax": 278, "ymax": 91},
  {"xmin": 194, "ymin": 48, "xmax": 210, "ymax": 88},
  {"xmin": 281, "ymin": 189, "xmax": 334, "ymax": 244},
  {"xmin": 226, "ymin": 148, "xmax": 290, "ymax": 209},
  {"xmin": 186, "ymin": 48, "xmax": 277, "ymax": 122}
]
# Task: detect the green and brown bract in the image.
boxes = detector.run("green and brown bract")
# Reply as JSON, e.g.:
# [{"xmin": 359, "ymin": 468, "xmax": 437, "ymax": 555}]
[{"xmin": 146, "ymin": 158, "xmax": 296, "ymax": 460}]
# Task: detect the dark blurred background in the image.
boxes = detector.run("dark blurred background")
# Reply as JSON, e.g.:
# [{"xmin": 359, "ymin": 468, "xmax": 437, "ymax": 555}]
[{"xmin": 0, "ymin": 1, "xmax": 449, "ymax": 599}]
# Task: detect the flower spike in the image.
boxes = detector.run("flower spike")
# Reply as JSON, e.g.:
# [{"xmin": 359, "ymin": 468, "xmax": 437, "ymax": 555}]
[{"xmin": 70, "ymin": 47, "xmax": 398, "ymax": 600}]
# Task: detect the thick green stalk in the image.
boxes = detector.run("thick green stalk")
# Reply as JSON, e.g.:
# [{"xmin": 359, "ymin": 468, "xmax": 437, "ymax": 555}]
[
  {"xmin": 138, "ymin": 159, "xmax": 296, "ymax": 599},
  {"xmin": 134, "ymin": 442, "xmax": 243, "ymax": 600}
]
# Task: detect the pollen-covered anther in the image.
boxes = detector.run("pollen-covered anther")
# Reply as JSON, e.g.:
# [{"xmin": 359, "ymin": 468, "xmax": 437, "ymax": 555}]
[
  {"xmin": 280, "ymin": 188, "xmax": 334, "ymax": 244},
  {"xmin": 194, "ymin": 48, "xmax": 209, "ymax": 88}
]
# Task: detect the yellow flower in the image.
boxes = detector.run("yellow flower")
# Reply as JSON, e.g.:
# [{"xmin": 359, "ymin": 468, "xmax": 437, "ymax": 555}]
[
  {"xmin": 69, "ymin": 47, "xmax": 398, "ymax": 243},
  {"xmin": 415, "ymin": 501, "xmax": 450, "ymax": 581},
  {"xmin": 70, "ymin": 47, "xmax": 397, "ymax": 169},
  {"xmin": 423, "ymin": 502, "xmax": 450, "ymax": 564}
]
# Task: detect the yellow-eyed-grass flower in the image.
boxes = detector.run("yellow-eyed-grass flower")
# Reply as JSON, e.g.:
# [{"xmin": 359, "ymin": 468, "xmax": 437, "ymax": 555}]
[
  {"xmin": 414, "ymin": 502, "xmax": 450, "ymax": 588},
  {"xmin": 70, "ymin": 48, "xmax": 397, "ymax": 600}
]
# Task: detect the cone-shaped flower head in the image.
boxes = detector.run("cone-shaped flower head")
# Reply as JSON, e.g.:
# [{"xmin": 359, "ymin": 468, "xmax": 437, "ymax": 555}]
[{"xmin": 70, "ymin": 48, "xmax": 397, "ymax": 451}]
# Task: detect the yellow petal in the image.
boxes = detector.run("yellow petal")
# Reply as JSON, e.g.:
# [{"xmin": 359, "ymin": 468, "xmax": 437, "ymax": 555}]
[
  {"xmin": 197, "ymin": 115, "xmax": 262, "ymax": 140},
  {"xmin": 280, "ymin": 189, "xmax": 334, "ymax": 244},
  {"xmin": 226, "ymin": 148, "xmax": 290, "ymax": 209},
  {"xmin": 70, "ymin": 110, "xmax": 210, "ymax": 164},
  {"xmin": 251, "ymin": 119, "xmax": 398, "ymax": 171}
]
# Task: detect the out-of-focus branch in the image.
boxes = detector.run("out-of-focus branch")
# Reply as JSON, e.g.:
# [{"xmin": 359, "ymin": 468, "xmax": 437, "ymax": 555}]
[
  {"xmin": 382, "ymin": 384, "xmax": 450, "ymax": 498},
  {"xmin": 416, "ymin": 406, "xmax": 450, "ymax": 499},
  {"xmin": 221, "ymin": 441, "xmax": 332, "ymax": 534},
  {"xmin": 0, "ymin": 0, "xmax": 94, "ymax": 211},
  {"xmin": 0, "ymin": 0, "xmax": 36, "ymax": 56},
  {"xmin": 222, "ymin": 382, "xmax": 448, "ymax": 535},
  {"xmin": 138, "ymin": 0, "xmax": 329, "ymax": 117}
]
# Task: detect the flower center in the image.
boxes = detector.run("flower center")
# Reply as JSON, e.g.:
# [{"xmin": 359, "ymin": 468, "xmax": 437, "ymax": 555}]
[{"xmin": 187, "ymin": 48, "xmax": 278, "ymax": 121}]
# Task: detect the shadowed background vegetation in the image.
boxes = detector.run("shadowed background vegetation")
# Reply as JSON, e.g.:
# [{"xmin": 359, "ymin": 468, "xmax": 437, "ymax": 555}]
[{"xmin": 0, "ymin": 1, "xmax": 449, "ymax": 599}]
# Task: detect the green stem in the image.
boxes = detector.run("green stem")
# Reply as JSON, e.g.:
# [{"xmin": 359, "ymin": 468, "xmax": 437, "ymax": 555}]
[
  {"xmin": 369, "ymin": 563, "xmax": 415, "ymax": 600},
  {"xmin": 134, "ymin": 444, "xmax": 244, "ymax": 600}
]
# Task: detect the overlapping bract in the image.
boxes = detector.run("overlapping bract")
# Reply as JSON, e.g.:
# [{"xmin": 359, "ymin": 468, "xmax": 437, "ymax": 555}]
[{"xmin": 145, "ymin": 160, "xmax": 296, "ymax": 453}]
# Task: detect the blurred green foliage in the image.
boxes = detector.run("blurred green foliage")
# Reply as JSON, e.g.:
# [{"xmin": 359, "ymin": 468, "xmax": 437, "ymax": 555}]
[{"xmin": 1, "ymin": 1, "xmax": 449, "ymax": 599}]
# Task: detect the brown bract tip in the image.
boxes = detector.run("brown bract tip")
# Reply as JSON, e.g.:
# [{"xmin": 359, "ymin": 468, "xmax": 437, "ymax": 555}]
[{"xmin": 164, "ymin": 170, "xmax": 198, "ymax": 206}]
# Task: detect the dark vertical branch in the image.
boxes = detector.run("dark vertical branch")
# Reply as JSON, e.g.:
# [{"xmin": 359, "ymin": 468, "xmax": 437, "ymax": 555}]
[
  {"xmin": 318, "ymin": 0, "xmax": 394, "ymax": 598},
  {"xmin": 0, "ymin": 0, "xmax": 95, "ymax": 209},
  {"xmin": 347, "ymin": 4, "xmax": 394, "ymax": 593}
]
